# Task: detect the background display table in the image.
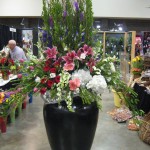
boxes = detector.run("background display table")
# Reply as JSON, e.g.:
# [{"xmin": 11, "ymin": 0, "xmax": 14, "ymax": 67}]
[
  {"xmin": 0, "ymin": 74, "xmax": 32, "ymax": 133},
  {"xmin": 0, "ymin": 75, "xmax": 18, "ymax": 91}
]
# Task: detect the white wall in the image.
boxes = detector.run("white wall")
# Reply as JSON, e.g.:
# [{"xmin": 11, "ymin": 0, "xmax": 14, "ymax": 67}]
[
  {"xmin": 0, "ymin": 0, "xmax": 42, "ymax": 17},
  {"xmin": 0, "ymin": 0, "xmax": 150, "ymax": 19},
  {"xmin": 93, "ymin": 0, "xmax": 150, "ymax": 19}
]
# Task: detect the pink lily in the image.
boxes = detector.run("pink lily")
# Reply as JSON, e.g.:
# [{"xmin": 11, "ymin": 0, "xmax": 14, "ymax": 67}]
[
  {"xmin": 45, "ymin": 47, "xmax": 58, "ymax": 59},
  {"xmin": 63, "ymin": 51, "xmax": 79, "ymax": 64}
]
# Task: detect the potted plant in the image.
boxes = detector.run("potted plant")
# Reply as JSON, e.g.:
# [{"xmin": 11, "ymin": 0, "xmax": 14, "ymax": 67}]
[
  {"xmin": 131, "ymin": 56, "xmax": 144, "ymax": 79},
  {"xmin": 8, "ymin": 59, "xmax": 23, "ymax": 75},
  {"xmin": 12, "ymin": 0, "xmax": 143, "ymax": 150},
  {"xmin": 0, "ymin": 57, "xmax": 10, "ymax": 80}
]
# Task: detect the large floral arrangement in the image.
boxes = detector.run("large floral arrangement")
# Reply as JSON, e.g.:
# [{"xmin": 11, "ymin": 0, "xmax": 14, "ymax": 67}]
[
  {"xmin": 19, "ymin": 45, "xmax": 107, "ymax": 111},
  {"xmin": 13, "ymin": 0, "xmax": 142, "ymax": 115}
]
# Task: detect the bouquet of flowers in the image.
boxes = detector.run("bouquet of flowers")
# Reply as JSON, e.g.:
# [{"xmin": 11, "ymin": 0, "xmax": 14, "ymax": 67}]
[
  {"xmin": 0, "ymin": 91, "xmax": 24, "ymax": 117},
  {"xmin": 0, "ymin": 57, "xmax": 10, "ymax": 80},
  {"xmin": 19, "ymin": 45, "xmax": 108, "ymax": 111},
  {"xmin": 131, "ymin": 56, "xmax": 144, "ymax": 75},
  {"xmin": 8, "ymin": 59, "xmax": 24, "ymax": 75},
  {"xmin": 13, "ymin": 0, "xmax": 142, "ymax": 115}
]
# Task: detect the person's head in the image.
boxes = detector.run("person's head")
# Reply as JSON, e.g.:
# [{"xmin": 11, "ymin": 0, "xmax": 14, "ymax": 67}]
[{"xmin": 8, "ymin": 40, "xmax": 16, "ymax": 50}]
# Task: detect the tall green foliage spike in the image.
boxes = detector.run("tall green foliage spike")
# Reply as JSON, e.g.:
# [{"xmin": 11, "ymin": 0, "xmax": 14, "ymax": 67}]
[{"xmin": 42, "ymin": 0, "xmax": 93, "ymax": 54}]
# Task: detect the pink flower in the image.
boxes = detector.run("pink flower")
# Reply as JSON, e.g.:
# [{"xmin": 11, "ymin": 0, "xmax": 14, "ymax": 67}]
[
  {"xmin": 29, "ymin": 66, "xmax": 34, "ymax": 71},
  {"xmin": 45, "ymin": 47, "xmax": 58, "ymax": 59},
  {"xmin": 18, "ymin": 88, "xmax": 22, "ymax": 92},
  {"xmin": 87, "ymin": 58, "xmax": 96, "ymax": 72},
  {"xmin": 53, "ymin": 57, "xmax": 62, "ymax": 67},
  {"xmin": 69, "ymin": 78, "xmax": 80, "ymax": 91},
  {"xmin": 63, "ymin": 51, "xmax": 78, "ymax": 64},
  {"xmin": 63, "ymin": 63, "xmax": 75, "ymax": 71},
  {"xmin": 86, "ymin": 46, "xmax": 93, "ymax": 56},
  {"xmin": 17, "ymin": 74, "xmax": 22, "ymax": 79},
  {"xmin": 77, "ymin": 45, "xmax": 93, "ymax": 58},
  {"xmin": 19, "ymin": 59, "xmax": 24, "ymax": 63},
  {"xmin": 33, "ymin": 87, "xmax": 38, "ymax": 93}
]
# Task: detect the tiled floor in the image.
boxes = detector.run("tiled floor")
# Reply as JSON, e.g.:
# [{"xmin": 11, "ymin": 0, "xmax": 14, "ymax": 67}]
[{"xmin": 0, "ymin": 90, "xmax": 149, "ymax": 150}]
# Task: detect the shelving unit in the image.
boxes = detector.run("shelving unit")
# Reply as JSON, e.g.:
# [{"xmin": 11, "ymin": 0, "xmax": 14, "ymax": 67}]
[
  {"xmin": 142, "ymin": 31, "xmax": 150, "ymax": 54},
  {"xmin": 94, "ymin": 31, "xmax": 136, "ymax": 82},
  {"xmin": 94, "ymin": 31, "xmax": 136, "ymax": 60}
]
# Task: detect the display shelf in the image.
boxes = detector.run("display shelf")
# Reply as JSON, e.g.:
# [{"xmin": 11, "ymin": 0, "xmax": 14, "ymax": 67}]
[
  {"xmin": 0, "ymin": 75, "xmax": 17, "ymax": 86},
  {"xmin": 93, "ymin": 31, "xmax": 136, "ymax": 83},
  {"xmin": 0, "ymin": 93, "xmax": 32, "ymax": 133},
  {"xmin": 105, "ymin": 32, "xmax": 124, "ymax": 59},
  {"xmin": 126, "ymin": 31, "xmax": 136, "ymax": 61},
  {"xmin": 93, "ymin": 31, "xmax": 136, "ymax": 60},
  {"xmin": 142, "ymin": 31, "xmax": 150, "ymax": 54}
]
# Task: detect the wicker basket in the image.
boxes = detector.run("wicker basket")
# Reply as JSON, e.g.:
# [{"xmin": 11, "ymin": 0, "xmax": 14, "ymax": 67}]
[{"xmin": 139, "ymin": 112, "xmax": 150, "ymax": 145}]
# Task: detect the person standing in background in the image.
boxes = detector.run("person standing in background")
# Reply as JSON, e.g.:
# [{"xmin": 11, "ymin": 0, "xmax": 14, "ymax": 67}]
[{"xmin": 8, "ymin": 40, "xmax": 27, "ymax": 61}]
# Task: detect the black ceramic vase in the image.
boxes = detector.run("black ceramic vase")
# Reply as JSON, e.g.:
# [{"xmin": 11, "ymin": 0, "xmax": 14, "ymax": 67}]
[{"xmin": 43, "ymin": 96, "xmax": 99, "ymax": 150}]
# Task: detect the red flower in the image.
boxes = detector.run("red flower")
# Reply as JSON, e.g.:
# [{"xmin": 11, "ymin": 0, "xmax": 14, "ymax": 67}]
[
  {"xmin": 45, "ymin": 59, "xmax": 52, "ymax": 66},
  {"xmin": 0, "ymin": 58, "xmax": 7, "ymax": 65},
  {"xmin": 55, "ymin": 76, "xmax": 60, "ymax": 83},
  {"xmin": 47, "ymin": 80, "xmax": 54, "ymax": 88},
  {"xmin": 41, "ymin": 78, "xmax": 47, "ymax": 84},
  {"xmin": 45, "ymin": 47, "xmax": 58, "ymax": 59},
  {"xmin": 53, "ymin": 61, "xmax": 60, "ymax": 67},
  {"xmin": 40, "ymin": 88, "xmax": 47, "ymax": 95},
  {"xmin": 50, "ymin": 68, "xmax": 56, "ymax": 73},
  {"xmin": 43, "ymin": 66, "xmax": 50, "ymax": 72},
  {"xmin": 9, "ymin": 59, "xmax": 14, "ymax": 65},
  {"xmin": 87, "ymin": 58, "xmax": 96, "ymax": 72}
]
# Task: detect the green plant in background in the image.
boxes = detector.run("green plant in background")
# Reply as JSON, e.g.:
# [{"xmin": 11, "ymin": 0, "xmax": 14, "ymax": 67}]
[
  {"xmin": 0, "ymin": 93, "xmax": 24, "ymax": 117},
  {"xmin": 95, "ymin": 47, "xmax": 144, "ymax": 117},
  {"xmin": 93, "ymin": 32, "xmax": 103, "ymax": 49},
  {"xmin": 126, "ymin": 33, "xmax": 132, "ymax": 54},
  {"xmin": 105, "ymin": 36, "xmax": 124, "ymax": 58},
  {"xmin": 42, "ymin": 0, "xmax": 93, "ymax": 54},
  {"xmin": 131, "ymin": 56, "xmax": 144, "ymax": 75}
]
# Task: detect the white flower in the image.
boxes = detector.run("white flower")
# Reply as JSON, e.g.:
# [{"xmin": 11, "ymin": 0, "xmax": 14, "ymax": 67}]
[
  {"xmin": 64, "ymin": 47, "xmax": 68, "ymax": 51},
  {"xmin": 106, "ymin": 77, "xmax": 111, "ymax": 82},
  {"xmin": 86, "ymin": 75, "xmax": 107, "ymax": 94},
  {"xmin": 80, "ymin": 53, "xmax": 86, "ymax": 59},
  {"xmin": 93, "ymin": 66, "xmax": 101, "ymax": 75},
  {"xmin": 100, "ymin": 66, "xmax": 104, "ymax": 70},
  {"xmin": 35, "ymin": 76, "xmax": 41, "ymax": 83},
  {"xmin": 72, "ymin": 69, "xmax": 92, "ymax": 86},
  {"xmin": 50, "ymin": 73, "xmax": 56, "ymax": 78},
  {"xmin": 110, "ymin": 62, "xmax": 115, "ymax": 72}
]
